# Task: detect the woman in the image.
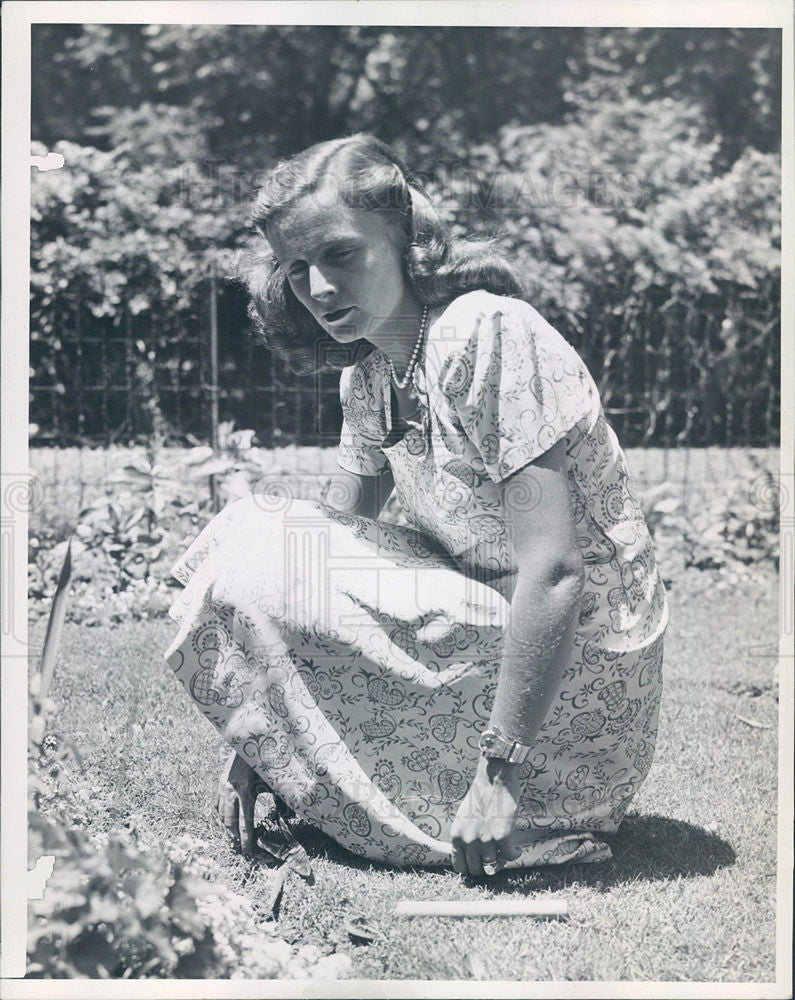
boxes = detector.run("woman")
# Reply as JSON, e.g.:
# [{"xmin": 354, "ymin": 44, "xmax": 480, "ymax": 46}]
[{"xmin": 164, "ymin": 134, "xmax": 668, "ymax": 877}]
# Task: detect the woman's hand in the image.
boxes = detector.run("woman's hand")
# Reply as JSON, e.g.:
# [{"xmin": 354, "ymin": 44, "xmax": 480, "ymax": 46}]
[
  {"xmin": 450, "ymin": 757, "xmax": 524, "ymax": 876},
  {"xmin": 216, "ymin": 749, "xmax": 259, "ymax": 856}
]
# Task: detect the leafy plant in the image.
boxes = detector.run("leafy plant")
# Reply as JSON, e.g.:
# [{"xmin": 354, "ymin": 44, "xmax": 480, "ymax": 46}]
[
  {"xmin": 28, "ymin": 441, "xmax": 199, "ymax": 626},
  {"xmin": 28, "ymin": 560, "xmax": 232, "ymax": 978},
  {"xmin": 29, "ymin": 716, "xmax": 349, "ymax": 979},
  {"xmin": 639, "ymin": 466, "xmax": 779, "ymax": 585},
  {"xmin": 78, "ymin": 443, "xmax": 170, "ymax": 578},
  {"xmin": 183, "ymin": 421, "xmax": 266, "ymax": 506}
]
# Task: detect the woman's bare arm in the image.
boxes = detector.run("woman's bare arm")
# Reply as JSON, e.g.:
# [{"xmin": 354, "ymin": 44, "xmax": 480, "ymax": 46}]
[
  {"xmin": 451, "ymin": 437, "xmax": 584, "ymax": 875},
  {"xmin": 488, "ymin": 438, "xmax": 585, "ymax": 743}
]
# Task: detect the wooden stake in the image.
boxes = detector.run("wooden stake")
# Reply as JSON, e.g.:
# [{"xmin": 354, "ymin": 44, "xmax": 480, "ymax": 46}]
[
  {"xmin": 395, "ymin": 899, "xmax": 568, "ymax": 918},
  {"xmin": 208, "ymin": 260, "xmax": 220, "ymax": 513}
]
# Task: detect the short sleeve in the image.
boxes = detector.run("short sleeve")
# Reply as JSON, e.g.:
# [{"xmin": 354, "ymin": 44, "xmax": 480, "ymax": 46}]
[
  {"xmin": 337, "ymin": 362, "xmax": 389, "ymax": 476},
  {"xmin": 440, "ymin": 299, "xmax": 599, "ymax": 483}
]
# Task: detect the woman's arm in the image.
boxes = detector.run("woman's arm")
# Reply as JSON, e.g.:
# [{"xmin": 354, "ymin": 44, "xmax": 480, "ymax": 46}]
[
  {"xmin": 322, "ymin": 465, "xmax": 395, "ymax": 520},
  {"xmin": 488, "ymin": 438, "xmax": 584, "ymax": 743},
  {"xmin": 450, "ymin": 438, "xmax": 584, "ymax": 876}
]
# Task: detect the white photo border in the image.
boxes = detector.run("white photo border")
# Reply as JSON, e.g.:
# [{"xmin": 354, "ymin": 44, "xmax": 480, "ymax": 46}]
[{"xmin": 2, "ymin": 2, "xmax": 792, "ymax": 996}]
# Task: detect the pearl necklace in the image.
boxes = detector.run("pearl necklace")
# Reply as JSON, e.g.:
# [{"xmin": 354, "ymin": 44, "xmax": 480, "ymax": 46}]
[{"xmin": 388, "ymin": 305, "xmax": 429, "ymax": 390}]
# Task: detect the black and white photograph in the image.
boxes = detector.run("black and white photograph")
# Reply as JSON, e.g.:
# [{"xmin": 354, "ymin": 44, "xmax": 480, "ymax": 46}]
[{"xmin": 1, "ymin": 1, "xmax": 792, "ymax": 994}]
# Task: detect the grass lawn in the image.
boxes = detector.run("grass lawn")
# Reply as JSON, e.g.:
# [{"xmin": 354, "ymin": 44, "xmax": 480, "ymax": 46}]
[{"xmin": 29, "ymin": 563, "xmax": 780, "ymax": 983}]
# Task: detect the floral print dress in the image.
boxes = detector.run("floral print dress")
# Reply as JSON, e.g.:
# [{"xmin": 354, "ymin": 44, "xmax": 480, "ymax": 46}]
[{"xmin": 165, "ymin": 290, "xmax": 667, "ymax": 868}]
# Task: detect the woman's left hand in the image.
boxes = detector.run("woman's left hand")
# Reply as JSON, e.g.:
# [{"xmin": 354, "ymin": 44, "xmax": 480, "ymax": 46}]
[{"xmin": 450, "ymin": 757, "xmax": 523, "ymax": 876}]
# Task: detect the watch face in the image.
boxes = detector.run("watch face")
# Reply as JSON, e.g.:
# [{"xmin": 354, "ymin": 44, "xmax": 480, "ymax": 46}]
[{"xmin": 480, "ymin": 732, "xmax": 496, "ymax": 749}]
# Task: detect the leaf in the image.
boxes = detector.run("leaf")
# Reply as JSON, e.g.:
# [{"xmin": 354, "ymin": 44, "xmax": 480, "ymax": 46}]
[
  {"xmin": 217, "ymin": 420, "xmax": 237, "ymax": 449},
  {"xmin": 125, "ymin": 480, "xmax": 158, "ymax": 495},
  {"xmin": 185, "ymin": 457, "xmax": 234, "ymax": 479},
  {"xmin": 109, "ymin": 466, "xmax": 153, "ymax": 485},
  {"xmin": 344, "ymin": 914, "xmax": 377, "ymax": 945},
  {"xmin": 220, "ymin": 470, "xmax": 253, "ymax": 499},
  {"xmin": 255, "ymin": 818, "xmax": 312, "ymax": 879},
  {"xmin": 229, "ymin": 429, "xmax": 256, "ymax": 451},
  {"xmin": 183, "ymin": 446, "xmax": 214, "ymax": 466},
  {"xmin": 255, "ymin": 828, "xmax": 293, "ymax": 865},
  {"xmin": 264, "ymin": 862, "xmax": 291, "ymax": 920},
  {"xmin": 276, "ymin": 816, "xmax": 312, "ymax": 879},
  {"xmin": 123, "ymin": 508, "xmax": 147, "ymax": 532},
  {"xmin": 39, "ymin": 536, "xmax": 73, "ymax": 703},
  {"xmin": 652, "ymin": 496, "xmax": 680, "ymax": 514},
  {"xmin": 102, "ymin": 541, "xmax": 127, "ymax": 555}
]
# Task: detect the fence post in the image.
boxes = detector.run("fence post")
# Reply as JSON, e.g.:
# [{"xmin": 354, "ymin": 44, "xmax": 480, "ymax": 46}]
[{"xmin": 209, "ymin": 260, "xmax": 220, "ymax": 513}]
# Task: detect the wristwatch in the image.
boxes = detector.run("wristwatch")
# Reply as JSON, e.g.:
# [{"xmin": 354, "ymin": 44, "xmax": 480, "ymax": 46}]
[{"xmin": 478, "ymin": 725, "xmax": 533, "ymax": 764}]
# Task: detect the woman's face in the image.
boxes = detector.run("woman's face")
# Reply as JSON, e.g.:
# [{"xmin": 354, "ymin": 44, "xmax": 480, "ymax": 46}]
[{"xmin": 266, "ymin": 194, "xmax": 419, "ymax": 344}]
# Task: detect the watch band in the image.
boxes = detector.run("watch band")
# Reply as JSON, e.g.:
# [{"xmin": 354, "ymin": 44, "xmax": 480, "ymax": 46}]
[{"xmin": 478, "ymin": 725, "xmax": 533, "ymax": 764}]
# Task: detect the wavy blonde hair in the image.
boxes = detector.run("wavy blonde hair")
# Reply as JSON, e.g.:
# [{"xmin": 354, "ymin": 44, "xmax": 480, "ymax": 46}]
[{"xmin": 241, "ymin": 133, "xmax": 523, "ymax": 374}]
